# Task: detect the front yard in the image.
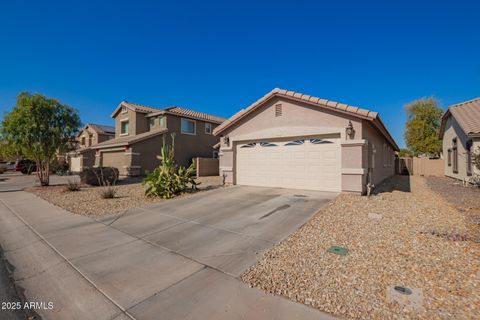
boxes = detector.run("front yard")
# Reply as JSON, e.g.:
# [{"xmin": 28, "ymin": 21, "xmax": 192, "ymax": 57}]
[
  {"xmin": 27, "ymin": 176, "xmax": 223, "ymax": 216},
  {"xmin": 242, "ymin": 175, "xmax": 480, "ymax": 319}
]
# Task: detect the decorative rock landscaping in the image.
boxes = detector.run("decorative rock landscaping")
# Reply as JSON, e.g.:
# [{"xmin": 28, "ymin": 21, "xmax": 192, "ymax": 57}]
[
  {"xmin": 242, "ymin": 176, "xmax": 480, "ymax": 319},
  {"xmin": 27, "ymin": 176, "xmax": 223, "ymax": 217}
]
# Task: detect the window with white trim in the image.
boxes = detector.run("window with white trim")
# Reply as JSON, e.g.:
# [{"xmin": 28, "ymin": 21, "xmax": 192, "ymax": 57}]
[
  {"xmin": 181, "ymin": 118, "xmax": 196, "ymax": 135},
  {"xmin": 205, "ymin": 123, "xmax": 212, "ymax": 134},
  {"xmin": 149, "ymin": 117, "xmax": 155, "ymax": 129},
  {"xmin": 121, "ymin": 106, "xmax": 127, "ymax": 113}
]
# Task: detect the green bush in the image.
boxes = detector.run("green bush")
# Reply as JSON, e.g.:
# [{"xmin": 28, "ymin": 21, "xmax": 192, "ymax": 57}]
[{"xmin": 143, "ymin": 134, "xmax": 198, "ymax": 199}]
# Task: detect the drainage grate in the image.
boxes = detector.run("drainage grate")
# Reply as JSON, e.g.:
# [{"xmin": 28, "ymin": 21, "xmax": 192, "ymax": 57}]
[{"xmin": 327, "ymin": 246, "xmax": 348, "ymax": 255}]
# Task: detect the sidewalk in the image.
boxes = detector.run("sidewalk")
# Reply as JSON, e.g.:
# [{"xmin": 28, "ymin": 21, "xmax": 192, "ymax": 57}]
[{"xmin": 0, "ymin": 191, "xmax": 334, "ymax": 320}]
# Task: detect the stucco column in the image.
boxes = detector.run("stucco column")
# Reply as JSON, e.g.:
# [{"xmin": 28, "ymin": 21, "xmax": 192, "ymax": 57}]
[
  {"xmin": 341, "ymin": 140, "xmax": 368, "ymax": 193},
  {"xmin": 124, "ymin": 146, "xmax": 141, "ymax": 176}
]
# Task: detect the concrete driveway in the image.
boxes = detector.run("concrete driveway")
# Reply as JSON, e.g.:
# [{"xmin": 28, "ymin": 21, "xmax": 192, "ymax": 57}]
[{"xmin": 0, "ymin": 185, "xmax": 337, "ymax": 320}]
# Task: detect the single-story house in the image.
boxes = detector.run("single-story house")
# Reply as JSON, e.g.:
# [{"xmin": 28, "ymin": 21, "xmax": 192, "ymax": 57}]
[
  {"xmin": 68, "ymin": 123, "xmax": 115, "ymax": 172},
  {"xmin": 213, "ymin": 88, "xmax": 399, "ymax": 193},
  {"xmin": 92, "ymin": 101, "xmax": 225, "ymax": 176},
  {"xmin": 439, "ymin": 97, "xmax": 480, "ymax": 180}
]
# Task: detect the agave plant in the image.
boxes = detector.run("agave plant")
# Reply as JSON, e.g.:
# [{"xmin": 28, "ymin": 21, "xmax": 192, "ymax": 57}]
[{"xmin": 143, "ymin": 134, "xmax": 198, "ymax": 199}]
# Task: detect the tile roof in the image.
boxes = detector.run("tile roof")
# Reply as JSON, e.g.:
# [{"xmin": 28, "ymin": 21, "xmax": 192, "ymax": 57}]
[
  {"xmin": 213, "ymin": 88, "xmax": 398, "ymax": 150},
  {"xmin": 87, "ymin": 124, "xmax": 115, "ymax": 135},
  {"xmin": 111, "ymin": 101, "xmax": 161, "ymax": 117},
  {"xmin": 148, "ymin": 106, "xmax": 225, "ymax": 124},
  {"xmin": 122, "ymin": 101, "xmax": 160, "ymax": 113},
  {"xmin": 111, "ymin": 101, "xmax": 224, "ymax": 123},
  {"xmin": 92, "ymin": 128, "xmax": 168, "ymax": 149},
  {"xmin": 441, "ymin": 97, "xmax": 480, "ymax": 137}
]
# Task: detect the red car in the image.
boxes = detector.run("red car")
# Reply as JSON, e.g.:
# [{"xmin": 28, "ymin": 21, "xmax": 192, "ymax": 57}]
[{"xmin": 15, "ymin": 159, "xmax": 37, "ymax": 174}]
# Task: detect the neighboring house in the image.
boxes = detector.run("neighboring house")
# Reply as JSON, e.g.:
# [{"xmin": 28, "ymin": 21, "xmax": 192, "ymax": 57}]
[
  {"xmin": 439, "ymin": 97, "xmax": 480, "ymax": 180},
  {"xmin": 92, "ymin": 101, "xmax": 224, "ymax": 176},
  {"xmin": 213, "ymin": 88, "xmax": 399, "ymax": 193},
  {"xmin": 69, "ymin": 124, "xmax": 115, "ymax": 172}
]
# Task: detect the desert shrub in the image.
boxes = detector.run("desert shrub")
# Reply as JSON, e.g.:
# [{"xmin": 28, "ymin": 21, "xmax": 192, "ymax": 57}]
[
  {"xmin": 65, "ymin": 178, "xmax": 80, "ymax": 191},
  {"xmin": 143, "ymin": 134, "xmax": 198, "ymax": 199},
  {"xmin": 100, "ymin": 186, "xmax": 117, "ymax": 199},
  {"xmin": 80, "ymin": 167, "xmax": 119, "ymax": 186}
]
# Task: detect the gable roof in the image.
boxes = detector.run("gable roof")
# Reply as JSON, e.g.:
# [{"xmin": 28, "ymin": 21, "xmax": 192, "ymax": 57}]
[
  {"xmin": 111, "ymin": 101, "xmax": 161, "ymax": 117},
  {"xmin": 77, "ymin": 123, "xmax": 115, "ymax": 137},
  {"xmin": 147, "ymin": 106, "xmax": 226, "ymax": 124},
  {"xmin": 92, "ymin": 128, "xmax": 168, "ymax": 149},
  {"xmin": 439, "ymin": 97, "xmax": 480, "ymax": 138},
  {"xmin": 111, "ymin": 101, "xmax": 224, "ymax": 124},
  {"xmin": 88, "ymin": 124, "xmax": 115, "ymax": 135},
  {"xmin": 213, "ymin": 88, "xmax": 399, "ymax": 150}
]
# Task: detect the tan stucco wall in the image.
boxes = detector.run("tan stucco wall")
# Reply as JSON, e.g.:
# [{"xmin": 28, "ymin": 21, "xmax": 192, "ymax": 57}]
[
  {"xmin": 166, "ymin": 114, "xmax": 220, "ymax": 167},
  {"xmin": 130, "ymin": 134, "xmax": 165, "ymax": 175},
  {"xmin": 78, "ymin": 128, "xmax": 113, "ymax": 148},
  {"xmin": 442, "ymin": 116, "xmax": 477, "ymax": 179},
  {"xmin": 114, "ymin": 109, "xmax": 150, "ymax": 138},
  {"xmin": 196, "ymin": 158, "xmax": 219, "ymax": 176},
  {"xmin": 361, "ymin": 121, "xmax": 395, "ymax": 186}
]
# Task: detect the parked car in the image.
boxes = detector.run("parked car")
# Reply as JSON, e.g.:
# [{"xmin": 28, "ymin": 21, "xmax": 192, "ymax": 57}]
[
  {"xmin": 15, "ymin": 159, "xmax": 37, "ymax": 174},
  {"xmin": 0, "ymin": 162, "xmax": 7, "ymax": 174},
  {"xmin": 6, "ymin": 161, "xmax": 15, "ymax": 170}
]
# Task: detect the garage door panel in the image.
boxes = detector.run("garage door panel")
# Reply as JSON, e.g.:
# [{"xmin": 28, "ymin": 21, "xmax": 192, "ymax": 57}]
[{"xmin": 236, "ymin": 138, "xmax": 341, "ymax": 192}]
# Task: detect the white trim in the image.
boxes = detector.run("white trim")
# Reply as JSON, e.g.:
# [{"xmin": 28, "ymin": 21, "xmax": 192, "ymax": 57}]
[
  {"xmin": 342, "ymin": 168, "xmax": 366, "ymax": 175},
  {"xmin": 181, "ymin": 118, "xmax": 196, "ymax": 135},
  {"xmin": 125, "ymin": 152, "xmax": 140, "ymax": 156},
  {"xmin": 219, "ymin": 167, "xmax": 233, "ymax": 171}
]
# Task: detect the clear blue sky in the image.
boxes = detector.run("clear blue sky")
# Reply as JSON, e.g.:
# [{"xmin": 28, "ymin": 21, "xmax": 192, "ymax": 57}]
[{"xmin": 1, "ymin": 0, "xmax": 479, "ymax": 148}]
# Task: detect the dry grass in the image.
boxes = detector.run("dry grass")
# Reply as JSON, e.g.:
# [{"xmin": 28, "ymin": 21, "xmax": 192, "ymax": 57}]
[
  {"xmin": 27, "ymin": 176, "xmax": 223, "ymax": 217},
  {"xmin": 242, "ymin": 176, "xmax": 480, "ymax": 319}
]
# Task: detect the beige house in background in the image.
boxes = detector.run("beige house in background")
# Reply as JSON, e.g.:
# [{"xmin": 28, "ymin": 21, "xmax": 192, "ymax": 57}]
[
  {"xmin": 69, "ymin": 124, "xmax": 115, "ymax": 172},
  {"xmin": 439, "ymin": 97, "xmax": 480, "ymax": 180},
  {"xmin": 214, "ymin": 88, "xmax": 399, "ymax": 193},
  {"xmin": 92, "ymin": 101, "xmax": 224, "ymax": 176}
]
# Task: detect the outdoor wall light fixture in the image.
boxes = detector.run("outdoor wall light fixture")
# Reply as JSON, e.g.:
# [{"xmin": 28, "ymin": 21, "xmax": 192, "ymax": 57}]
[
  {"xmin": 346, "ymin": 121, "xmax": 355, "ymax": 139},
  {"xmin": 223, "ymin": 135, "xmax": 230, "ymax": 146}
]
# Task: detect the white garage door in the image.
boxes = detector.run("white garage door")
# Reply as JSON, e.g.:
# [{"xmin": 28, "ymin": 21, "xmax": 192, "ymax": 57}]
[{"xmin": 236, "ymin": 137, "xmax": 341, "ymax": 192}]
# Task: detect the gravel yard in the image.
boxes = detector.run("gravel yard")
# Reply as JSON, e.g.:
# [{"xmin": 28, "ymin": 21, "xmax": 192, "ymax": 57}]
[
  {"xmin": 27, "ymin": 176, "xmax": 223, "ymax": 217},
  {"xmin": 242, "ymin": 175, "xmax": 480, "ymax": 319},
  {"xmin": 425, "ymin": 175, "xmax": 480, "ymax": 213}
]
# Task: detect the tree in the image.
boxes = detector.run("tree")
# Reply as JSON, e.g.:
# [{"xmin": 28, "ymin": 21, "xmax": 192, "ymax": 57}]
[
  {"xmin": 1, "ymin": 92, "xmax": 81, "ymax": 185},
  {"xmin": 404, "ymin": 97, "xmax": 443, "ymax": 157},
  {"xmin": 397, "ymin": 148, "xmax": 415, "ymax": 157}
]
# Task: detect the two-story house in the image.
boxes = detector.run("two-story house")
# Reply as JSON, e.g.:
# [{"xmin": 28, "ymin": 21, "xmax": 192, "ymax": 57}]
[
  {"xmin": 92, "ymin": 101, "xmax": 225, "ymax": 176},
  {"xmin": 69, "ymin": 123, "xmax": 115, "ymax": 172}
]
